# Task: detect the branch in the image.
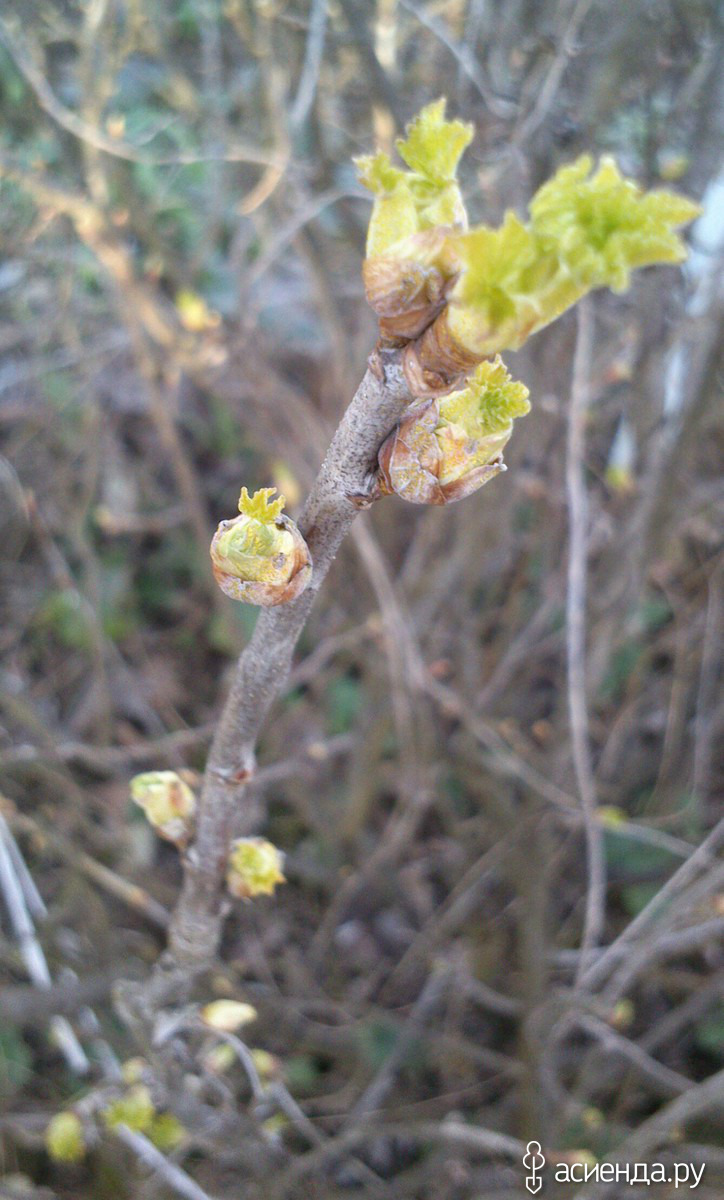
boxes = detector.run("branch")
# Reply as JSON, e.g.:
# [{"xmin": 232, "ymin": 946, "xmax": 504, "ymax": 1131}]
[
  {"xmin": 565, "ymin": 299, "xmax": 607, "ymax": 981},
  {"xmin": 114, "ymin": 1124, "xmax": 223, "ymax": 1200},
  {"xmin": 0, "ymin": 16, "xmax": 282, "ymax": 171},
  {"xmin": 166, "ymin": 351, "xmax": 411, "ymax": 974},
  {"xmin": 572, "ymin": 1068, "xmax": 724, "ymax": 1200}
]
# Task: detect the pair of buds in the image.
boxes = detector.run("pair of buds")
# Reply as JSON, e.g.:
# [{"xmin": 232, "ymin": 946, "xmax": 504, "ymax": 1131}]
[
  {"xmin": 209, "ymin": 365, "xmax": 523, "ymax": 614},
  {"xmin": 209, "ymin": 358, "xmax": 530, "ymax": 607},
  {"xmin": 130, "ymin": 771, "xmax": 285, "ymax": 900}
]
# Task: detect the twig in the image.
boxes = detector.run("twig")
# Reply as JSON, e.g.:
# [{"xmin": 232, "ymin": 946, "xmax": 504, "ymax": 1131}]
[
  {"xmin": 577, "ymin": 1013, "xmax": 692, "ymax": 1098},
  {"xmin": 0, "ymin": 818, "xmax": 89, "ymax": 1074},
  {"xmin": 1, "ymin": 724, "xmax": 216, "ymax": 775},
  {"xmin": 600, "ymin": 912, "xmax": 724, "ymax": 1005},
  {"xmin": 572, "ymin": 1067, "xmax": 724, "ymax": 1200},
  {"xmin": 114, "ymin": 1124, "xmax": 223, "ymax": 1200},
  {"xmin": 240, "ymin": 188, "xmax": 358, "ymax": 297},
  {"xmin": 692, "ymin": 562, "xmax": 722, "ymax": 812},
  {"xmin": 6, "ymin": 806, "xmax": 170, "ymax": 930},
  {"xmin": 580, "ymin": 817, "xmax": 724, "ymax": 992},
  {"xmin": 348, "ymin": 967, "xmax": 450, "ymax": 1121},
  {"xmin": 565, "ymin": 299, "xmax": 606, "ymax": 981},
  {"xmin": 165, "ymin": 351, "xmax": 412, "ymax": 976},
  {"xmin": 512, "ymin": 0, "xmax": 595, "ymax": 145},
  {"xmin": 272, "ymin": 1116, "xmax": 525, "ymax": 1194},
  {"xmin": 290, "ymin": 0, "xmax": 328, "ymax": 130},
  {"xmin": 397, "ymin": 0, "xmax": 515, "ymax": 119},
  {"xmin": 0, "ymin": 17, "xmax": 282, "ymax": 172},
  {"xmin": 380, "ymin": 842, "xmax": 506, "ymax": 994},
  {"xmin": 421, "ymin": 673, "xmax": 578, "ymax": 811},
  {"xmin": 641, "ymin": 971, "xmax": 724, "ymax": 1055}
]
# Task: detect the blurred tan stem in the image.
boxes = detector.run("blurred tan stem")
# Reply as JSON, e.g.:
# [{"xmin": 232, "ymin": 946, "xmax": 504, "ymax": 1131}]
[{"xmin": 565, "ymin": 300, "xmax": 606, "ymax": 981}]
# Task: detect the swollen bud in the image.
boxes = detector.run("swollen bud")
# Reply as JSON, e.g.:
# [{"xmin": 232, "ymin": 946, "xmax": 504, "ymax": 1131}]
[
  {"xmin": 226, "ymin": 837, "xmax": 285, "ymax": 900},
  {"xmin": 46, "ymin": 1112, "xmax": 86, "ymax": 1164},
  {"xmin": 210, "ymin": 488, "xmax": 312, "ymax": 607},
  {"xmin": 377, "ymin": 356, "xmax": 529, "ymax": 505},
  {"xmin": 103, "ymin": 1084, "xmax": 155, "ymax": 1133},
  {"xmin": 355, "ymin": 99, "xmax": 472, "ymax": 342},
  {"xmin": 201, "ymin": 1000, "xmax": 258, "ymax": 1032},
  {"xmin": 130, "ymin": 770, "xmax": 196, "ymax": 846}
]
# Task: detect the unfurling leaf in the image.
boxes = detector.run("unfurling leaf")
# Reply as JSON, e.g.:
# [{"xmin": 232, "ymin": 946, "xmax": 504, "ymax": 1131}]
[
  {"xmin": 356, "ymin": 102, "xmax": 699, "ymax": 397},
  {"xmin": 528, "ymin": 155, "xmax": 700, "ymax": 291},
  {"xmin": 395, "ymin": 98, "xmax": 474, "ymax": 184},
  {"xmin": 408, "ymin": 153, "xmax": 699, "ymax": 386}
]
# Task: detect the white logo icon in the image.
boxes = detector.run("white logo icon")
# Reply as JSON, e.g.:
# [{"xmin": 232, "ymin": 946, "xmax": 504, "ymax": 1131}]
[{"xmin": 524, "ymin": 1140, "xmax": 545, "ymax": 1194}]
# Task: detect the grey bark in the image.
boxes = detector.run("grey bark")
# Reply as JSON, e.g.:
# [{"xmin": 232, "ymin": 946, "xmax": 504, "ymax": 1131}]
[{"xmin": 167, "ymin": 350, "xmax": 411, "ymax": 971}]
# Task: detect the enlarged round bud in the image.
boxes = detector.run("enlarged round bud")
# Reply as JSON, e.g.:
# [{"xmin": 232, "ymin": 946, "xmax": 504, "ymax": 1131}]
[
  {"xmin": 356, "ymin": 101, "xmax": 472, "ymax": 343},
  {"xmin": 201, "ymin": 1000, "xmax": 258, "ymax": 1032},
  {"xmin": 210, "ymin": 488, "xmax": 311, "ymax": 607},
  {"xmin": 148, "ymin": 1113, "xmax": 185, "ymax": 1151},
  {"xmin": 130, "ymin": 770, "xmax": 196, "ymax": 846},
  {"xmin": 378, "ymin": 356, "xmax": 529, "ymax": 505},
  {"xmin": 226, "ymin": 837, "xmax": 285, "ymax": 900},
  {"xmin": 103, "ymin": 1084, "xmax": 155, "ymax": 1133},
  {"xmin": 46, "ymin": 1112, "xmax": 86, "ymax": 1164}
]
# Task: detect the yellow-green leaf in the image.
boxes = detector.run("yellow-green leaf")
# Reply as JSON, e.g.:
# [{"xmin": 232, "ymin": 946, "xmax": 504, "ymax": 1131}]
[
  {"xmin": 529, "ymin": 154, "xmax": 701, "ymax": 292},
  {"xmin": 438, "ymin": 356, "xmax": 530, "ymax": 437},
  {"xmin": 396, "ymin": 98, "xmax": 473, "ymax": 184}
]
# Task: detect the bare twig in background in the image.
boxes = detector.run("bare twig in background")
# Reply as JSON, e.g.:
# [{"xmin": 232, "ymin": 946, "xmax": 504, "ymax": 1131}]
[
  {"xmin": 290, "ymin": 0, "xmax": 328, "ymax": 131},
  {"xmin": 114, "ymin": 1124, "xmax": 223, "ymax": 1200},
  {"xmin": 5, "ymin": 804, "xmax": 170, "ymax": 929},
  {"xmin": 0, "ymin": 16, "xmax": 282, "ymax": 171},
  {"xmin": 565, "ymin": 299, "xmax": 606, "ymax": 979},
  {"xmin": 348, "ymin": 966, "xmax": 449, "ymax": 1120},
  {"xmin": 572, "ymin": 1067, "xmax": 724, "ymax": 1200},
  {"xmin": 580, "ymin": 817, "xmax": 724, "ymax": 993},
  {"xmin": 397, "ymin": 0, "xmax": 515, "ymax": 119},
  {"xmin": 0, "ymin": 814, "xmax": 89, "ymax": 1074},
  {"xmin": 512, "ymin": 0, "xmax": 595, "ymax": 145}
]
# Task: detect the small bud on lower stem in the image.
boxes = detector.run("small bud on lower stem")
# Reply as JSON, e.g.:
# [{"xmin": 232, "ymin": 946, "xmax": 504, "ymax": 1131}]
[
  {"xmin": 226, "ymin": 837, "xmax": 286, "ymax": 900},
  {"xmin": 210, "ymin": 488, "xmax": 312, "ymax": 607},
  {"xmin": 130, "ymin": 770, "xmax": 196, "ymax": 846}
]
